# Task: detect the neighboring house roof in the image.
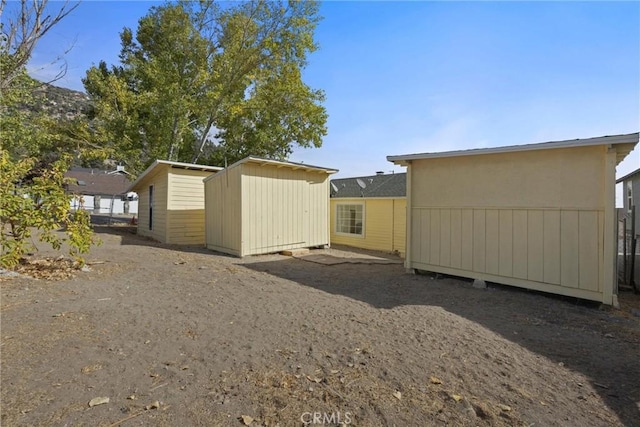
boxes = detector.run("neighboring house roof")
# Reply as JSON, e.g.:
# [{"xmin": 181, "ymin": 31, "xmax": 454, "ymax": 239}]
[
  {"xmin": 203, "ymin": 156, "xmax": 338, "ymax": 183},
  {"xmin": 330, "ymin": 173, "xmax": 406, "ymax": 198},
  {"xmin": 65, "ymin": 167, "xmax": 132, "ymax": 196},
  {"xmin": 616, "ymin": 167, "xmax": 640, "ymax": 184},
  {"xmin": 127, "ymin": 160, "xmax": 223, "ymax": 193},
  {"xmin": 388, "ymin": 133, "xmax": 639, "ymax": 166}
]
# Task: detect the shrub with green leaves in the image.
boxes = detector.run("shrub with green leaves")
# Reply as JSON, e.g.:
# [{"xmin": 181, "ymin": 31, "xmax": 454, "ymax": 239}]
[{"xmin": 0, "ymin": 151, "xmax": 97, "ymax": 268}]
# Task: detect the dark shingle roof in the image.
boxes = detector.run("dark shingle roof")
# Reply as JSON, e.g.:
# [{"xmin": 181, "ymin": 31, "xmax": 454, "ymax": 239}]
[
  {"xmin": 330, "ymin": 173, "xmax": 406, "ymax": 198},
  {"xmin": 65, "ymin": 167, "xmax": 133, "ymax": 196}
]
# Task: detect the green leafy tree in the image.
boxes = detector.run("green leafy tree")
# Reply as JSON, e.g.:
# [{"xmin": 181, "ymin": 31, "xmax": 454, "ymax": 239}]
[
  {"xmin": 84, "ymin": 0, "xmax": 327, "ymax": 175},
  {"xmin": 1, "ymin": 0, "xmax": 98, "ymax": 268},
  {"xmin": 0, "ymin": 152, "xmax": 94, "ymax": 268}
]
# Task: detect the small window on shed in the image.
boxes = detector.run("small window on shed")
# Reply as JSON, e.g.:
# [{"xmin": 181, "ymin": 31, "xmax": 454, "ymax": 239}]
[
  {"xmin": 336, "ymin": 203, "xmax": 364, "ymax": 236},
  {"xmin": 627, "ymin": 181, "xmax": 633, "ymax": 212}
]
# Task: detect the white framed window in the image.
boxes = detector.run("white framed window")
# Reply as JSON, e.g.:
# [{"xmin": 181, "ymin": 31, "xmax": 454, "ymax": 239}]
[
  {"xmin": 336, "ymin": 203, "xmax": 364, "ymax": 236},
  {"xmin": 627, "ymin": 181, "xmax": 633, "ymax": 212}
]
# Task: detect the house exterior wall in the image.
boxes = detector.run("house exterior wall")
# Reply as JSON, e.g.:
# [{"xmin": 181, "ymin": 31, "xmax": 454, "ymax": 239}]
[
  {"xmin": 406, "ymin": 145, "xmax": 617, "ymax": 303},
  {"xmin": 166, "ymin": 168, "xmax": 215, "ymax": 245},
  {"xmin": 136, "ymin": 167, "xmax": 169, "ymax": 243},
  {"xmin": 330, "ymin": 197, "xmax": 406, "ymax": 256},
  {"xmin": 204, "ymin": 166, "xmax": 242, "ymax": 255},
  {"xmin": 204, "ymin": 162, "xmax": 331, "ymax": 257}
]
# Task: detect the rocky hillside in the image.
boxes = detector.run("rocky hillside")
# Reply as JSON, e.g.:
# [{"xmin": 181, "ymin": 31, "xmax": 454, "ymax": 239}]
[{"xmin": 24, "ymin": 81, "xmax": 92, "ymax": 120}]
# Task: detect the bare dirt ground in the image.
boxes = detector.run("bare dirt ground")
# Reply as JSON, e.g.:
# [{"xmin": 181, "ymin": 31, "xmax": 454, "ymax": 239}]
[{"xmin": 2, "ymin": 225, "xmax": 640, "ymax": 427}]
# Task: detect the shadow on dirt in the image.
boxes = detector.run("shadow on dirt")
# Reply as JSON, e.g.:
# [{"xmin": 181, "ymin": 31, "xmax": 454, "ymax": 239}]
[
  {"xmin": 242, "ymin": 256, "xmax": 640, "ymax": 427},
  {"xmin": 90, "ymin": 225, "xmax": 239, "ymax": 260}
]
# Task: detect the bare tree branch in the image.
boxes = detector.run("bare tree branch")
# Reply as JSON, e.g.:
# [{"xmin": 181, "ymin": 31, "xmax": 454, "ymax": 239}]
[{"xmin": 0, "ymin": 0, "xmax": 80, "ymax": 91}]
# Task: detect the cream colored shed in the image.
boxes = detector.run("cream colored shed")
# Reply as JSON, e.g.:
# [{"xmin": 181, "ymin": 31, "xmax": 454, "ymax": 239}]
[
  {"xmin": 127, "ymin": 160, "xmax": 222, "ymax": 244},
  {"xmin": 204, "ymin": 156, "xmax": 338, "ymax": 257},
  {"xmin": 388, "ymin": 133, "xmax": 639, "ymax": 305}
]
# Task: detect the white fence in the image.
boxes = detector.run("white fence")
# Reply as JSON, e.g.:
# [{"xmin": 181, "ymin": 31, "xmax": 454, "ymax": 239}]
[{"xmin": 70, "ymin": 194, "xmax": 138, "ymax": 215}]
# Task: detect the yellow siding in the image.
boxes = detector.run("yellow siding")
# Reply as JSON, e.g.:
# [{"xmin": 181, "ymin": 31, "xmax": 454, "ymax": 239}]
[
  {"xmin": 165, "ymin": 168, "xmax": 215, "ymax": 245},
  {"xmin": 406, "ymin": 144, "xmax": 617, "ymax": 303},
  {"xmin": 136, "ymin": 167, "xmax": 168, "ymax": 243},
  {"xmin": 330, "ymin": 198, "xmax": 406, "ymax": 257},
  {"xmin": 166, "ymin": 210, "xmax": 206, "ymax": 245}
]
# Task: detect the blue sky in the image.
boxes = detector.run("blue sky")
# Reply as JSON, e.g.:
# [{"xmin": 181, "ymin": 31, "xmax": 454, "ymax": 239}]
[{"xmin": 11, "ymin": 1, "xmax": 640, "ymax": 196}]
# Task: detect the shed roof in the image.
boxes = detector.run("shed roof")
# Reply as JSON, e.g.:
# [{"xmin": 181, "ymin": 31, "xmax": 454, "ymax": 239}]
[
  {"xmin": 330, "ymin": 173, "xmax": 406, "ymax": 198},
  {"xmin": 616, "ymin": 167, "xmax": 640, "ymax": 184},
  {"xmin": 127, "ymin": 160, "xmax": 222, "ymax": 193},
  {"xmin": 203, "ymin": 156, "xmax": 338, "ymax": 182},
  {"xmin": 65, "ymin": 167, "xmax": 132, "ymax": 196},
  {"xmin": 388, "ymin": 133, "xmax": 639, "ymax": 166}
]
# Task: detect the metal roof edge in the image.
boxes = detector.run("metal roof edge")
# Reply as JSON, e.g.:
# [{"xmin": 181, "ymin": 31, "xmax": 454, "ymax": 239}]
[
  {"xmin": 223, "ymin": 156, "xmax": 339, "ymax": 174},
  {"xmin": 387, "ymin": 132, "xmax": 640, "ymax": 163}
]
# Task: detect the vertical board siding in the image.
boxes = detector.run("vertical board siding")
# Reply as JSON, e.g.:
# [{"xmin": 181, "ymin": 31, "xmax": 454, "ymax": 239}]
[
  {"xmin": 543, "ymin": 211, "xmax": 561, "ymax": 285},
  {"xmin": 512, "ymin": 210, "xmax": 528, "ymax": 279},
  {"xmin": 527, "ymin": 210, "xmax": 544, "ymax": 282},
  {"xmin": 597, "ymin": 211, "xmax": 604, "ymax": 293},
  {"xmin": 410, "ymin": 207, "xmax": 603, "ymax": 298},
  {"xmin": 498, "ymin": 210, "xmax": 513, "ymax": 277},
  {"xmin": 579, "ymin": 211, "xmax": 599, "ymax": 292},
  {"xmin": 450, "ymin": 209, "xmax": 462, "ymax": 269},
  {"xmin": 485, "ymin": 210, "xmax": 500, "ymax": 275},
  {"xmin": 421, "ymin": 209, "xmax": 431, "ymax": 265},
  {"xmin": 460, "ymin": 209, "xmax": 473, "ymax": 270},
  {"xmin": 472, "ymin": 210, "xmax": 486, "ymax": 273},
  {"xmin": 410, "ymin": 207, "xmax": 422, "ymax": 261},
  {"xmin": 239, "ymin": 164, "xmax": 330, "ymax": 256},
  {"xmin": 204, "ymin": 166, "xmax": 242, "ymax": 255},
  {"xmin": 440, "ymin": 209, "xmax": 451, "ymax": 267},
  {"xmin": 560, "ymin": 210, "xmax": 580, "ymax": 288},
  {"xmin": 429, "ymin": 209, "xmax": 441, "ymax": 265}
]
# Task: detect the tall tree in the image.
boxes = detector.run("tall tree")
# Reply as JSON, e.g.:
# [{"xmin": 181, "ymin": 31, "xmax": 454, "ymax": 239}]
[{"xmin": 84, "ymin": 0, "xmax": 327, "ymax": 174}]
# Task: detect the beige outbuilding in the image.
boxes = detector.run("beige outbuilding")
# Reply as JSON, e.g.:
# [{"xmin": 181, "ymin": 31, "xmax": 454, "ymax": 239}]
[
  {"xmin": 127, "ymin": 160, "xmax": 222, "ymax": 244},
  {"xmin": 388, "ymin": 133, "xmax": 639, "ymax": 306},
  {"xmin": 204, "ymin": 156, "xmax": 337, "ymax": 257}
]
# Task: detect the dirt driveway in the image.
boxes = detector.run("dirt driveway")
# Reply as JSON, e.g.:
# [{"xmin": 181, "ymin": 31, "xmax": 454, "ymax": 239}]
[{"xmin": 2, "ymin": 226, "xmax": 639, "ymax": 426}]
